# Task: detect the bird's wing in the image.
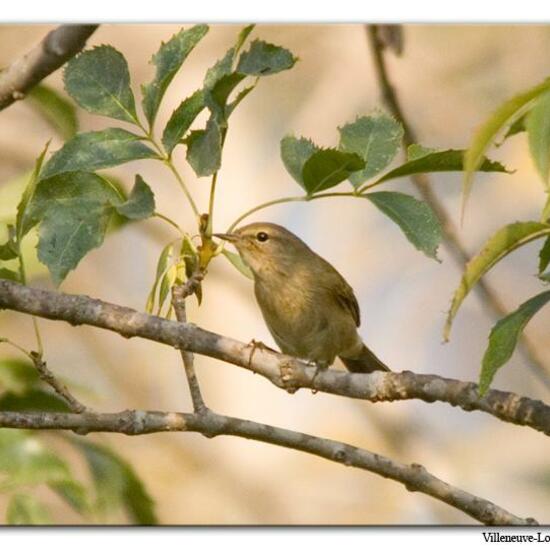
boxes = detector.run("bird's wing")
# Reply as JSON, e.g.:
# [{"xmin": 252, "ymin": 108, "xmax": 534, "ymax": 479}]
[{"xmin": 334, "ymin": 282, "xmax": 361, "ymax": 327}]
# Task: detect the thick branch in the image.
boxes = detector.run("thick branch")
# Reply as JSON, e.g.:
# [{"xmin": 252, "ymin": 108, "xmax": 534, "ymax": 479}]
[
  {"xmin": 0, "ymin": 408, "xmax": 535, "ymax": 525},
  {"xmin": 0, "ymin": 25, "xmax": 98, "ymax": 111},
  {"xmin": 366, "ymin": 25, "xmax": 550, "ymax": 389},
  {"xmin": 0, "ymin": 280, "xmax": 549, "ymax": 436}
]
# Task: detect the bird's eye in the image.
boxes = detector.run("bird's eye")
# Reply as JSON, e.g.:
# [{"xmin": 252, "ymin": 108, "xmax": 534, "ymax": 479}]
[{"xmin": 256, "ymin": 231, "xmax": 269, "ymax": 242}]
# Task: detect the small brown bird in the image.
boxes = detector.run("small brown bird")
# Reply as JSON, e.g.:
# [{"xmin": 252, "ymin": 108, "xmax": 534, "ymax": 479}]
[{"xmin": 215, "ymin": 222, "xmax": 389, "ymax": 373}]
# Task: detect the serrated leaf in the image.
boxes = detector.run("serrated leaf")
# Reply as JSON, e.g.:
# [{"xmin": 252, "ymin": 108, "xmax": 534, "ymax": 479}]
[
  {"xmin": 376, "ymin": 149, "xmax": 510, "ymax": 184},
  {"xmin": 480, "ymin": 290, "xmax": 550, "ymax": 395},
  {"xmin": 206, "ymin": 72, "xmax": 246, "ymax": 124},
  {"xmin": 7, "ymin": 494, "xmax": 52, "ymax": 525},
  {"xmin": 25, "ymin": 172, "xmax": 123, "ymax": 285},
  {"xmin": 162, "ymin": 89, "xmax": 205, "ymax": 154},
  {"xmin": 280, "ymin": 135, "xmax": 319, "ymax": 187},
  {"xmin": 462, "ymin": 77, "xmax": 550, "ymax": 218},
  {"xmin": 64, "ymin": 45, "xmax": 138, "ymax": 124},
  {"xmin": 407, "ymin": 144, "xmax": 436, "ymax": 161},
  {"xmin": 338, "ymin": 113, "xmax": 404, "ymax": 186},
  {"xmin": 114, "ymin": 175, "xmax": 155, "ymax": 220},
  {"xmin": 27, "ymin": 84, "xmax": 78, "ymax": 140},
  {"xmin": 527, "ymin": 91, "xmax": 550, "ymax": 190},
  {"xmin": 237, "ymin": 40, "xmax": 297, "ymax": 76},
  {"xmin": 142, "ymin": 25, "xmax": 209, "ymax": 126},
  {"xmin": 226, "ymin": 81, "xmax": 257, "ymax": 117},
  {"xmin": 222, "ymin": 248, "xmax": 253, "ymax": 279},
  {"xmin": 539, "ymin": 236, "xmax": 550, "ymax": 273},
  {"xmin": 444, "ymin": 221, "xmax": 550, "ymax": 340},
  {"xmin": 16, "ymin": 142, "xmax": 49, "ymax": 240},
  {"xmin": 185, "ymin": 118, "xmax": 222, "ymax": 177},
  {"xmin": 73, "ymin": 439, "xmax": 157, "ymax": 524},
  {"xmin": 146, "ymin": 243, "xmax": 174, "ymax": 313},
  {"xmin": 41, "ymin": 128, "xmax": 158, "ymax": 180},
  {"xmin": 365, "ymin": 191, "xmax": 442, "ymax": 260},
  {"xmin": 302, "ymin": 149, "xmax": 365, "ymax": 194}
]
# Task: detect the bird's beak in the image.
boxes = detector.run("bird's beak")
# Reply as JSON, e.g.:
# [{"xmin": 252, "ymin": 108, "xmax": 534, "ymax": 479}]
[{"xmin": 213, "ymin": 233, "xmax": 239, "ymax": 243}]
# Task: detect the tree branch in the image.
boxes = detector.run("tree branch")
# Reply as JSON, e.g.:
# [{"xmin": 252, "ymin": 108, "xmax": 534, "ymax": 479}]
[
  {"xmin": 0, "ymin": 25, "xmax": 98, "ymax": 111},
  {"xmin": 0, "ymin": 280, "xmax": 549, "ymax": 436},
  {"xmin": 0, "ymin": 408, "xmax": 536, "ymax": 525},
  {"xmin": 365, "ymin": 25, "xmax": 550, "ymax": 389}
]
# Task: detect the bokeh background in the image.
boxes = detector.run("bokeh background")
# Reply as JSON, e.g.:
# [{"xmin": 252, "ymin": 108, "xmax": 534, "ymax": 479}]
[{"xmin": 0, "ymin": 24, "xmax": 549, "ymax": 524}]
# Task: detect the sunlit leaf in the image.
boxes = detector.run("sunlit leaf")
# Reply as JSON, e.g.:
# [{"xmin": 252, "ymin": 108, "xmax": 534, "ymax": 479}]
[
  {"xmin": 146, "ymin": 243, "xmax": 173, "ymax": 314},
  {"xmin": 527, "ymin": 91, "xmax": 550, "ymax": 190},
  {"xmin": 7, "ymin": 494, "xmax": 51, "ymax": 525},
  {"xmin": 444, "ymin": 221, "xmax": 550, "ymax": 340},
  {"xmin": 480, "ymin": 291, "xmax": 550, "ymax": 395},
  {"xmin": 407, "ymin": 144, "xmax": 436, "ymax": 161}
]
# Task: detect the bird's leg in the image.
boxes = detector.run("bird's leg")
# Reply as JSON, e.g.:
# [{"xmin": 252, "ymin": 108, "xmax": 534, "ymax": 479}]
[
  {"xmin": 245, "ymin": 339, "xmax": 277, "ymax": 370},
  {"xmin": 309, "ymin": 360, "xmax": 329, "ymax": 393}
]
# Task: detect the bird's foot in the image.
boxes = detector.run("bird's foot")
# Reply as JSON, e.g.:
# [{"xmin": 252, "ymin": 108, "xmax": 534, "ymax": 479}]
[
  {"xmin": 279, "ymin": 358, "xmax": 299, "ymax": 394},
  {"xmin": 309, "ymin": 361, "xmax": 329, "ymax": 394},
  {"xmin": 245, "ymin": 339, "xmax": 276, "ymax": 370}
]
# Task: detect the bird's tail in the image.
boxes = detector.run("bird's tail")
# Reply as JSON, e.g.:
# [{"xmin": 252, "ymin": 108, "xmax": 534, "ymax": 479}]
[{"xmin": 339, "ymin": 344, "xmax": 390, "ymax": 373}]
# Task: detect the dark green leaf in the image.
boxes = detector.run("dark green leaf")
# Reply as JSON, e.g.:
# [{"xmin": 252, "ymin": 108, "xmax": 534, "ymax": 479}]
[
  {"xmin": 114, "ymin": 175, "xmax": 155, "ymax": 220},
  {"xmin": 365, "ymin": 191, "xmax": 442, "ymax": 260},
  {"xmin": 480, "ymin": 291, "xmax": 550, "ymax": 395},
  {"xmin": 185, "ymin": 118, "xmax": 222, "ymax": 177},
  {"xmin": 280, "ymin": 135, "xmax": 319, "ymax": 187},
  {"xmin": 237, "ymin": 40, "xmax": 297, "ymax": 76},
  {"xmin": 0, "ymin": 358, "xmax": 40, "ymax": 394},
  {"xmin": 73, "ymin": 439, "xmax": 157, "ymax": 525},
  {"xmin": 0, "ymin": 268, "xmax": 20, "ymax": 281},
  {"xmin": 302, "ymin": 149, "xmax": 365, "ymax": 194},
  {"xmin": 226, "ymin": 82, "xmax": 257, "ymax": 117},
  {"xmin": 338, "ymin": 113, "xmax": 404, "ymax": 186},
  {"xmin": 41, "ymin": 128, "xmax": 158, "ymax": 180},
  {"xmin": 0, "ymin": 389, "xmax": 69, "ymax": 412},
  {"xmin": 26, "ymin": 172, "xmax": 122, "ymax": 285},
  {"xmin": 499, "ymin": 115, "xmax": 526, "ymax": 144},
  {"xmin": 7, "ymin": 494, "xmax": 52, "ymax": 525},
  {"xmin": 222, "ymin": 249, "xmax": 253, "ymax": 279},
  {"xmin": 64, "ymin": 46, "xmax": 138, "ymax": 124},
  {"xmin": 539, "ymin": 236, "xmax": 550, "ymax": 273},
  {"xmin": 206, "ymin": 72, "xmax": 246, "ymax": 124},
  {"xmin": 444, "ymin": 221, "xmax": 550, "ymax": 340},
  {"xmin": 527, "ymin": 91, "xmax": 550, "ymax": 189},
  {"xmin": 0, "ymin": 237, "xmax": 18, "ymax": 261},
  {"xmin": 27, "ymin": 84, "xmax": 78, "ymax": 140},
  {"xmin": 377, "ymin": 149, "xmax": 510, "ymax": 184},
  {"xmin": 16, "ymin": 142, "xmax": 50, "ymax": 240},
  {"xmin": 407, "ymin": 144, "xmax": 436, "ymax": 161},
  {"xmin": 162, "ymin": 89, "xmax": 205, "ymax": 154},
  {"xmin": 142, "ymin": 25, "xmax": 209, "ymax": 126}
]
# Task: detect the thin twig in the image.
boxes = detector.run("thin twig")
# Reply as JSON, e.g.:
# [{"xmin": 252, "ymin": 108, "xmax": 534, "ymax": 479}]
[
  {"xmin": 171, "ymin": 269, "xmax": 208, "ymax": 414},
  {"xmin": 366, "ymin": 25, "xmax": 550, "ymax": 389},
  {"xmin": 0, "ymin": 25, "xmax": 98, "ymax": 111},
  {"xmin": 0, "ymin": 280, "xmax": 549, "ymax": 436},
  {"xmin": 0, "ymin": 408, "xmax": 536, "ymax": 525}
]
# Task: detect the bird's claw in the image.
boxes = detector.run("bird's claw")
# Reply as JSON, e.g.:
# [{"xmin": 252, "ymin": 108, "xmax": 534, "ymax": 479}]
[
  {"xmin": 246, "ymin": 339, "xmax": 276, "ymax": 369},
  {"xmin": 279, "ymin": 359, "xmax": 299, "ymax": 394}
]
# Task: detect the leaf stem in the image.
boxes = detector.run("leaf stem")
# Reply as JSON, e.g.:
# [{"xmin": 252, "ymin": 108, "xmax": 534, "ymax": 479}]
[
  {"xmin": 153, "ymin": 212, "xmax": 186, "ymax": 236},
  {"xmin": 206, "ymin": 171, "xmax": 219, "ymax": 236}
]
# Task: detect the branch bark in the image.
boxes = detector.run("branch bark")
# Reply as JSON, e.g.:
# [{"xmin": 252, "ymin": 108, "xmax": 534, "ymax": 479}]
[
  {"xmin": 0, "ymin": 280, "xmax": 549, "ymax": 436},
  {"xmin": 0, "ymin": 408, "xmax": 536, "ymax": 525},
  {"xmin": 366, "ymin": 25, "xmax": 550, "ymax": 389},
  {"xmin": 0, "ymin": 25, "xmax": 98, "ymax": 111}
]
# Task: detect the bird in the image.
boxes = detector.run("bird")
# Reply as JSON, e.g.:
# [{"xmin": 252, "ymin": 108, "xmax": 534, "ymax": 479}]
[{"xmin": 215, "ymin": 222, "xmax": 389, "ymax": 374}]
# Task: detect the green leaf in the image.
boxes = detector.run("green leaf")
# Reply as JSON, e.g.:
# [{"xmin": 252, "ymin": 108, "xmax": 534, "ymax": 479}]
[
  {"xmin": 0, "ymin": 268, "xmax": 20, "ymax": 281},
  {"xmin": 280, "ymin": 135, "xmax": 320, "ymax": 187},
  {"xmin": 542, "ymin": 194, "xmax": 550, "ymax": 222},
  {"xmin": 50, "ymin": 479, "xmax": 90, "ymax": 516},
  {"xmin": 158, "ymin": 264, "xmax": 177, "ymax": 316},
  {"xmin": 444, "ymin": 221, "xmax": 550, "ymax": 340},
  {"xmin": 302, "ymin": 149, "xmax": 365, "ymax": 194},
  {"xmin": 237, "ymin": 39, "xmax": 297, "ymax": 76},
  {"xmin": 0, "ymin": 237, "xmax": 18, "ymax": 261},
  {"xmin": 114, "ymin": 175, "xmax": 155, "ymax": 220},
  {"xmin": 527, "ymin": 91, "xmax": 550, "ymax": 190},
  {"xmin": 222, "ymin": 248, "xmax": 253, "ymax": 279},
  {"xmin": 376, "ymin": 149, "xmax": 510, "ymax": 184},
  {"xmin": 0, "ymin": 429, "xmax": 73, "ymax": 490},
  {"xmin": 205, "ymin": 72, "xmax": 246, "ymax": 124},
  {"xmin": 64, "ymin": 45, "xmax": 138, "ymax": 124},
  {"xmin": 539, "ymin": 236, "xmax": 550, "ymax": 273},
  {"xmin": 480, "ymin": 291, "xmax": 550, "ymax": 395},
  {"xmin": 16, "ymin": 142, "xmax": 50, "ymax": 240},
  {"xmin": 162, "ymin": 89, "xmax": 205, "ymax": 154},
  {"xmin": 146, "ymin": 243, "xmax": 173, "ymax": 314},
  {"xmin": 142, "ymin": 25, "xmax": 209, "ymax": 126},
  {"xmin": 7, "ymin": 494, "xmax": 52, "ymax": 525},
  {"xmin": 226, "ymin": 82, "xmax": 258, "ymax": 117},
  {"xmin": 407, "ymin": 144, "xmax": 436, "ymax": 161},
  {"xmin": 26, "ymin": 172, "xmax": 122, "ymax": 285},
  {"xmin": 41, "ymin": 128, "xmax": 158, "ymax": 180},
  {"xmin": 338, "ymin": 113, "xmax": 404, "ymax": 186},
  {"xmin": 0, "ymin": 358, "xmax": 40, "ymax": 394},
  {"xmin": 0, "ymin": 389, "xmax": 69, "ymax": 412},
  {"xmin": 365, "ymin": 191, "xmax": 442, "ymax": 260},
  {"xmin": 185, "ymin": 118, "xmax": 223, "ymax": 177},
  {"xmin": 499, "ymin": 115, "xmax": 526, "ymax": 144},
  {"xmin": 27, "ymin": 84, "xmax": 78, "ymax": 140},
  {"xmin": 462, "ymin": 77, "xmax": 550, "ymax": 217},
  {"xmin": 73, "ymin": 439, "xmax": 157, "ymax": 524}
]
